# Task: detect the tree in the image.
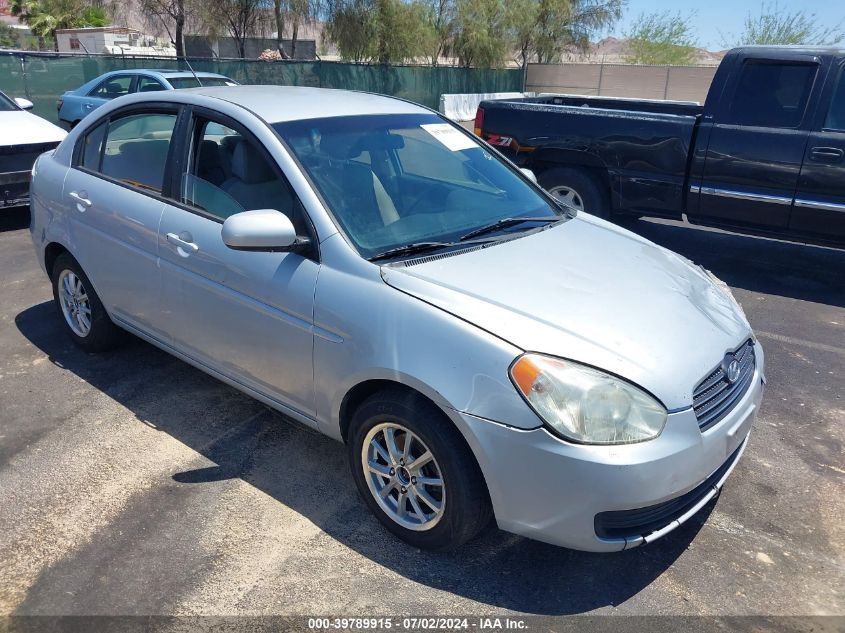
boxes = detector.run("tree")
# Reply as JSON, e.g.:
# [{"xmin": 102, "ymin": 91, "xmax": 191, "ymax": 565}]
[
  {"xmin": 326, "ymin": 0, "xmax": 432, "ymax": 63},
  {"xmin": 624, "ymin": 11, "xmax": 697, "ymax": 66},
  {"xmin": 273, "ymin": 0, "xmax": 292, "ymax": 58},
  {"xmin": 376, "ymin": 0, "xmax": 433, "ymax": 62},
  {"xmin": 141, "ymin": 0, "xmax": 187, "ymax": 57},
  {"xmin": 421, "ymin": 0, "xmax": 455, "ymax": 65},
  {"xmin": 510, "ymin": 0, "xmax": 622, "ymax": 66},
  {"xmin": 451, "ymin": 0, "xmax": 510, "ymax": 67},
  {"xmin": 288, "ymin": 0, "xmax": 316, "ymax": 59},
  {"xmin": 0, "ymin": 23, "xmax": 20, "ymax": 49},
  {"xmin": 325, "ymin": 0, "xmax": 377, "ymax": 61},
  {"xmin": 722, "ymin": 2, "xmax": 844, "ymax": 46},
  {"xmin": 208, "ymin": 0, "xmax": 263, "ymax": 58},
  {"xmin": 11, "ymin": 0, "xmax": 110, "ymax": 50}
]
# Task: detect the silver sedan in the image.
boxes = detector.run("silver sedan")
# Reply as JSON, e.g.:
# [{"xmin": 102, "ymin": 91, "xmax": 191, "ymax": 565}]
[{"xmin": 29, "ymin": 86, "xmax": 765, "ymax": 551}]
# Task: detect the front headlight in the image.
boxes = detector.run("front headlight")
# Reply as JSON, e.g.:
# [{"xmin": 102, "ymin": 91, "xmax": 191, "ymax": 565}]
[{"xmin": 510, "ymin": 354, "xmax": 667, "ymax": 445}]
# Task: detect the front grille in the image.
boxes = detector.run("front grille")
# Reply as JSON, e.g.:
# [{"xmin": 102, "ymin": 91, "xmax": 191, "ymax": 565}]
[
  {"xmin": 594, "ymin": 442, "xmax": 743, "ymax": 540},
  {"xmin": 693, "ymin": 339, "xmax": 755, "ymax": 432},
  {"xmin": 0, "ymin": 142, "xmax": 59, "ymax": 174}
]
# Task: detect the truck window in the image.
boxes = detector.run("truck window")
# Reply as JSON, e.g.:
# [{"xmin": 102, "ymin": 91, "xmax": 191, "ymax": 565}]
[
  {"xmin": 824, "ymin": 67, "xmax": 845, "ymax": 131},
  {"xmin": 728, "ymin": 61, "xmax": 817, "ymax": 128}
]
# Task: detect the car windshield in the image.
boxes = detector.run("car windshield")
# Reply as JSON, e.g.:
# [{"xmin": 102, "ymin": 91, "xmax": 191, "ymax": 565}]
[
  {"xmin": 0, "ymin": 92, "xmax": 19, "ymax": 111},
  {"xmin": 167, "ymin": 77, "xmax": 238, "ymax": 89},
  {"xmin": 272, "ymin": 113, "xmax": 562, "ymax": 260}
]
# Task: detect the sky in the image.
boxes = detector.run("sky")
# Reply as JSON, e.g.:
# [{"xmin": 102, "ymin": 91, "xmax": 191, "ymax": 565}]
[{"xmin": 605, "ymin": 0, "xmax": 845, "ymax": 51}]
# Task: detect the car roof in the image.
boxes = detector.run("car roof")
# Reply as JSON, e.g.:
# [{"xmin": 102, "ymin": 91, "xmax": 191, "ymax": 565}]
[
  {"xmin": 93, "ymin": 69, "xmax": 230, "ymax": 80},
  {"xmin": 165, "ymin": 85, "xmax": 431, "ymax": 122},
  {"xmin": 72, "ymin": 69, "xmax": 233, "ymax": 94}
]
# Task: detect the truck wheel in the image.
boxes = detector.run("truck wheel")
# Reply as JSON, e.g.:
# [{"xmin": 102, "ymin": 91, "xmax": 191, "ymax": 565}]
[
  {"xmin": 349, "ymin": 389, "xmax": 492, "ymax": 550},
  {"xmin": 539, "ymin": 167, "xmax": 610, "ymax": 219},
  {"xmin": 51, "ymin": 253, "xmax": 123, "ymax": 352}
]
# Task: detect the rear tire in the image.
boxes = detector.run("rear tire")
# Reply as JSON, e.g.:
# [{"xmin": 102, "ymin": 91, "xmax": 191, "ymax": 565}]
[
  {"xmin": 51, "ymin": 253, "xmax": 123, "ymax": 352},
  {"xmin": 538, "ymin": 166, "xmax": 610, "ymax": 219},
  {"xmin": 349, "ymin": 389, "xmax": 492, "ymax": 550}
]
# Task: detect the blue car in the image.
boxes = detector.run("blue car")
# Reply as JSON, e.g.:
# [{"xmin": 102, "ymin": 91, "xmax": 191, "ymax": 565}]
[{"xmin": 57, "ymin": 69, "xmax": 237, "ymax": 129}]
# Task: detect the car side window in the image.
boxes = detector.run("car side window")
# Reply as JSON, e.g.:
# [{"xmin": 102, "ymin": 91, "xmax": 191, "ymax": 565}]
[
  {"xmin": 179, "ymin": 117, "xmax": 304, "ymax": 231},
  {"xmin": 79, "ymin": 121, "xmax": 107, "ymax": 170},
  {"xmin": 727, "ymin": 61, "xmax": 818, "ymax": 128},
  {"xmin": 88, "ymin": 75, "xmax": 133, "ymax": 100},
  {"xmin": 824, "ymin": 67, "xmax": 845, "ymax": 131},
  {"xmin": 137, "ymin": 76, "xmax": 165, "ymax": 93},
  {"xmin": 96, "ymin": 112, "xmax": 178, "ymax": 193}
]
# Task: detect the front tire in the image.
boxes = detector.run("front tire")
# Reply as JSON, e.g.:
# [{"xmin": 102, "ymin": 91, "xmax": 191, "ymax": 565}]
[
  {"xmin": 349, "ymin": 390, "xmax": 492, "ymax": 550},
  {"xmin": 538, "ymin": 166, "xmax": 610, "ymax": 219},
  {"xmin": 51, "ymin": 253, "xmax": 123, "ymax": 352}
]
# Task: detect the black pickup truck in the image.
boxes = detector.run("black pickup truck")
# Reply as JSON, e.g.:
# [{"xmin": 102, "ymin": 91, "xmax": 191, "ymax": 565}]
[{"xmin": 476, "ymin": 46, "xmax": 845, "ymax": 247}]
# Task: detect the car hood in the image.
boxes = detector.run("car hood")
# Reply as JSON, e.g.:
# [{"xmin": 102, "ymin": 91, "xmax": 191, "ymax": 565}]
[
  {"xmin": 380, "ymin": 214, "xmax": 752, "ymax": 411},
  {"xmin": 0, "ymin": 110, "xmax": 66, "ymax": 146}
]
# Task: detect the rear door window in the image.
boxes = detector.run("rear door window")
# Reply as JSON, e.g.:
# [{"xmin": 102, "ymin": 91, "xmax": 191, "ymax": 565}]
[
  {"xmin": 97, "ymin": 112, "xmax": 178, "ymax": 193},
  {"xmin": 137, "ymin": 76, "xmax": 166, "ymax": 93},
  {"xmin": 727, "ymin": 61, "xmax": 818, "ymax": 128},
  {"xmin": 824, "ymin": 66, "xmax": 845, "ymax": 131},
  {"xmin": 88, "ymin": 75, "xmax": 134, "ymax": 100}
]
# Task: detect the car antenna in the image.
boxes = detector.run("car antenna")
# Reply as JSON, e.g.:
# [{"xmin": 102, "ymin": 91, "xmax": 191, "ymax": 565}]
[{"xmin": 183, "ymin": 56, "xmax": 203, "ymax": 87}]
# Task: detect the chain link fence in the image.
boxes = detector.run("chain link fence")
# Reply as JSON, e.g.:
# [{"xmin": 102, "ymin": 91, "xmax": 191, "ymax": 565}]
[{"xmin": 0, "ymin": 52, "xmax": 523, "ymax": 122}]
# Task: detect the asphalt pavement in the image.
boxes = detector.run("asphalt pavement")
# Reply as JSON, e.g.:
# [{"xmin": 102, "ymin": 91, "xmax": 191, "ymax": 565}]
[{"xmin": 0, "ymin": 207, "xmax": 842, "ymax": 618}]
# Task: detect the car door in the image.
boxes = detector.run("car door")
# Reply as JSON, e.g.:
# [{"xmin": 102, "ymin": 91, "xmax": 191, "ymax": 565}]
[
  {"xmin": 157, "ymin": 111, "xmax": 320, "ymax": 418},
  {"xmin": 791, "ymin": 59, "xmax": 845, "ymax": 244},
  {"xmin": 61, "ymin": 105, "xmax": 180, "ymax": 338},
  {"xmin": 137, "ymin": 75, "xmax": 167, "ymax": 94},
  {"xmin": 82, "ymin": 74, "xmax": 136, "ymax": 118},
  {"xmin": 692, "ymin": 56, "xmax": 821, "ymax": 230}
]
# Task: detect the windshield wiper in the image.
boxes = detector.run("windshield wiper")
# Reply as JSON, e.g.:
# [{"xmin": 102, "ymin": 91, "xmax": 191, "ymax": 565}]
[
  {"xmin": 369, "ymin": 241, "xmax": 455, "ymax": 262},
  {"xmin": 459, "ymin": 216, "xmax": 561, "ymax": 242}
]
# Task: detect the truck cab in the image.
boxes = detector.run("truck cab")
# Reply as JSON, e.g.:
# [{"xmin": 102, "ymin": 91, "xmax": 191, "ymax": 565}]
[{"xmin": 688, "ymin": 47, "xmax": 845, "ymax": 244}]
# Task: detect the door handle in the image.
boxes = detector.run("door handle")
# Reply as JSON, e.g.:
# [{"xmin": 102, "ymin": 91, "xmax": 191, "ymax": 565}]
[
  {"xmin": 166, "ymin": 231, "xmax": 199, "ymax": 256},
  {"xmin": 809, "ymin": 147, "xmax": 844, "ymax": 162},
  {"xmin": 84, "ymin": 103, "xmax": 94, "ymax": 109},
  {"xmin": 68, "ymin": 190, "xmax": 92, "ymax": 209}
]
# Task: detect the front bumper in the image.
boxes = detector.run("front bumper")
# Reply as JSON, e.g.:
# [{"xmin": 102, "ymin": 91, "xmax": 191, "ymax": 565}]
[
  {"xmin": 0, "ymin": 170, "xmax": 31, "ymax": 208},
  {"xmin": 455, "ymin": 342, "xmax": 765, "ymax": 552}
]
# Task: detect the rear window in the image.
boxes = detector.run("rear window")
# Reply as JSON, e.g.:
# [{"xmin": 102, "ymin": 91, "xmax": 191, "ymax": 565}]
[{"xmin": 727, "ymin": 61, "xmax": 818, "ymax": 128}]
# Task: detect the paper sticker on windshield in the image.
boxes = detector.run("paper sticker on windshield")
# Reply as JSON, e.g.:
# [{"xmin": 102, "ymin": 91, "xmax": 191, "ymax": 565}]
[{"xmin": 420, "ymin": 123, "xmax": 477, "ymax": 152}]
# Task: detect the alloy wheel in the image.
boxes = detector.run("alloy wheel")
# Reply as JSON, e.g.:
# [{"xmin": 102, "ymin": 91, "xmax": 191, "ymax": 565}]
[
  {"xmin": 57, "ymin": 269, "xmax": 92, "ymax": 337},
  {"xmin": 361, "ymin": 422, "xmax": 446, "ymax": 531}
]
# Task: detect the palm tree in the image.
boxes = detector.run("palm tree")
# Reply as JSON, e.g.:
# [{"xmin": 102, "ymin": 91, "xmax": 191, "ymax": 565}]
[{"xmin": 11, "ymin": 0, "xmax": 106, "ymax": 50}]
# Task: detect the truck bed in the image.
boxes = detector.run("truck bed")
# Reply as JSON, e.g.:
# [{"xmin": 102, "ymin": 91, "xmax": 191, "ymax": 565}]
[
  {"xmin": 523, "ymin": 94, "xmax": 703, "ymax": 117},
  {"xmin": 479, "ymin": 95, "xmax": 702, "ymax": 218}
]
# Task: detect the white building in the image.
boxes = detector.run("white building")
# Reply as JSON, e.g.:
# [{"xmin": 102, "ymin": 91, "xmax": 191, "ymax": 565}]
[{"xmin": 55, "ymin": 27, "xmax": 174, "ymax": 56}]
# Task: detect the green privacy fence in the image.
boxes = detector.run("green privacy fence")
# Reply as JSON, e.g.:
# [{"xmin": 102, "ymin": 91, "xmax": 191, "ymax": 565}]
[{"xmin": 0, "ymin": 52, "xmax": 523, "ymax": 123}]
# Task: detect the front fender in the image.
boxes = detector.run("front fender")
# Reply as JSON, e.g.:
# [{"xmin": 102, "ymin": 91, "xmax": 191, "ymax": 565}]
[{"xmin": 312, "ymin": 237, "xmax": 541, "ymax": 440}]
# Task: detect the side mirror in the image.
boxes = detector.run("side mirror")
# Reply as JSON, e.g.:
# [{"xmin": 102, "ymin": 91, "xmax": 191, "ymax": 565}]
[
  {"xmin": 15, "ymin": 97, "xmax": 34, "ymax": 110},
  {"xmin": 221, "ymin": 209, "xmax": 304, "ymax": 252},
  {"xmin": 519, "ymin": 167, "xmax": 537, "ymax": 184}
]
